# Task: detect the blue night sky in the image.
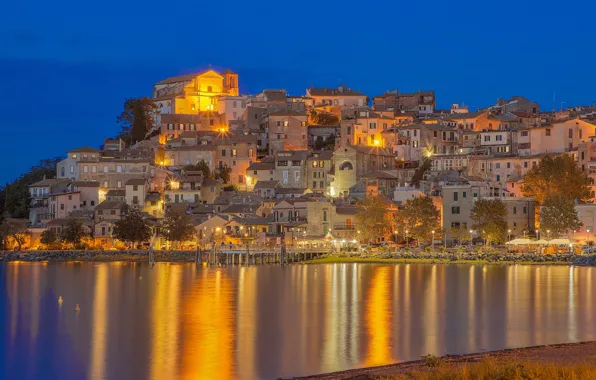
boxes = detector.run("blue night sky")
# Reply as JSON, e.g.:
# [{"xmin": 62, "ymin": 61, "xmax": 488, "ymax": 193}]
[{"xmin": 1, "ymin": 0, "xmax": 594, "ymax": 183}]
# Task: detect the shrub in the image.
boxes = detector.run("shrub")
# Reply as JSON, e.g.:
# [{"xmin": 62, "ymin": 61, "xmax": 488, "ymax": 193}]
[{"xmin": 421, "ymin": 354, "xmax": 443, "ymax": 368}]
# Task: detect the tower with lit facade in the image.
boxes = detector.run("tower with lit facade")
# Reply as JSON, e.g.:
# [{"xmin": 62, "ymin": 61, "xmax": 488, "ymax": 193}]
[{"xmin": 153, "ymin": 68, "xmax": 238, "ymax": 115}]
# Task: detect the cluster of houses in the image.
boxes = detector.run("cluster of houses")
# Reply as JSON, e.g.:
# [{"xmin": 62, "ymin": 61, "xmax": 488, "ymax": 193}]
[{"xmin": 25, "ymin": 68, "xmax": 596, "ymax": 248}]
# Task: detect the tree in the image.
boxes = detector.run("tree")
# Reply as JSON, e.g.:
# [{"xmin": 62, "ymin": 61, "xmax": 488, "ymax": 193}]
[
  {"xmin": 308, "ymin": 110, "xmax": 339, "ymax": 126},
  {"xmin": 0, "ymin": 218, "xmax": 29, "ymax": 250},
  {"xmin": 411, "ymin": 158, "xmax": 431, "ymax": 188},
  {"xmin": 355, "ymin": 195, "xmax": 392, "ymax": 244},
  {"xmin": 540, "ymin": 195, "xmax": 583, "ymax": 238},
  {"xmin": 40, "ymin": 229, "xmax": 57, "ymax": 246},
  {"xmin": 450, "ymin": 226, "xmax": 470, "ymax": 246},
  {"xmin": 61, "ymin": 218, "xmax": 87, "ymax": 246},
  {"xmin": 112, "ymin": 207, "xmax": 152, "ymax": 247},
  {"xmin": 222, "ymin": 184, "xmax": 238, "ymax": 192},
  {"xmin": 471, "ymin": 199, "xmax": 508, "ymax": 245},
  {"xmin": 398, "ymin": 196, "xmax": 441, "ymax": 244},
  {"xmin": 215, "ymin": 165, "xmax": 232, "ymax": 184},
  {"xmin": 0, "ymin": 157, "xmax": 62, "ymax": 218},
  {"xmin": 522, "ymin": 155, "xmax": 591, "ymax": 204},
  {"xmin": 183, "ymin": 159, "xmax": 212, "ymax": 180},
  {"xmin": 116, "ymin": 97, "xmax": 158, "ymax": 145},
  {"xmin": 161, "ymin": 209, "xmax": 196, "ymax": 247}
]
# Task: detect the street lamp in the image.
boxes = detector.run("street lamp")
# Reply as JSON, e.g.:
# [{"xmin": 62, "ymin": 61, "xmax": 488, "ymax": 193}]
[
  {"xmin": 535, "ymin": 229, "xmax": 539, "ymax": 240},
  {"xmin": 507, "ymin": 229, "xmax": 511, "ymax": 242},
  {"xmin": 546, "ymin": 229, "xmax": 551, "ymax": 242},
  {"xmin": 394, "ymin": 230, "xmax": 398, "ymax": 244},
  {"xmin": 469, "ymin": 230, "xmax": 473, "ymax": 247},
  {"xmin": 431, "ymin": 230, "xmax": 435, "ymax": 253},
  {"xmin": 405, "ymin": 230, "xmax": 409, "ymax": 246}
]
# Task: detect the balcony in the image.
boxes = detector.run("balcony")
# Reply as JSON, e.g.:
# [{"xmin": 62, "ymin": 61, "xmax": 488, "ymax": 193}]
[{"xmin": 333, "ymin": 223, "xmax": 356, "ymax": 231}]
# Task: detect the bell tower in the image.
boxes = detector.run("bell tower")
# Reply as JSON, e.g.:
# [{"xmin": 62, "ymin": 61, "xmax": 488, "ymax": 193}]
[{"xmin": 223, "ymin": 69, "xmax": 239, "ymax": 96}]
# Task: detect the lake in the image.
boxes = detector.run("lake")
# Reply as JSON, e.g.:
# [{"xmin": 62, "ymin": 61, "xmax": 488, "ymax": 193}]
[{"xmin": 1, "ymin": 262, "xmax": 595, "ymax": 379}]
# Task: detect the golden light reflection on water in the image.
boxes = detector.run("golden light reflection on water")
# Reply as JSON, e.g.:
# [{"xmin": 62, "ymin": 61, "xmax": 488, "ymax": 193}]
[
  {"xmin": 180, "ymin": 269, "xmax": 234, "ymax": 380},
  {"xmin": 150, "ymin": 264, "xmax": 182, "ymax": 380},
  {"xmin": 365, "ymin": 266, "xmax": 392, "ymax": 366},
  {"xmin": 5, "ymin": 263, "xmax": 596, "ymax": 380},
  {"xmin": 89, "ymin": 264, "xmax": 108, "ymax": 380}
]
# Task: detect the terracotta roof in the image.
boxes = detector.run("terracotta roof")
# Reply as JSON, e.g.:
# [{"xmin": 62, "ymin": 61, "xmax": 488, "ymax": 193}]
[
  {"xmin": 308, "ymin": 87, "xmax": 366, "ymax": 97},
  {"xmin": 95, "ymin": 201, "xmax": 126, "ymax": 210},
  {"xmin": 73, "ymin": 181, "xmax": 100, "ymax": 187},
  {"xmin": 247, "ymin": 161, "xmax": 275, "ymax": 171},
  {"xmin": 254, "ymin": 180, "xmax": 282, "ymax": 189},
  {"xmin": 125, "ymin": 178, "xmax": 147, "ymax": 186},
  {"xmin": 68, "ymin": 146, "xmax": 101, "ymax": 153},
  {"xmin": 106, "ymin": 189, "xmax": 126, "ymax": 197},
  {"xmin": 29, "ymin": 178, "xmax": 70, "ymax": 187},
  {"xmin": 268, "ymin": 110, "xmax": 307, "ymax": 117}
]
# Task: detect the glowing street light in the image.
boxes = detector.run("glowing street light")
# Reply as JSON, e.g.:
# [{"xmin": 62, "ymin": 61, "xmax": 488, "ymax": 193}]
[{"xmin": 431, "ymin": 230, "xmax": 435, "ymax": 253}]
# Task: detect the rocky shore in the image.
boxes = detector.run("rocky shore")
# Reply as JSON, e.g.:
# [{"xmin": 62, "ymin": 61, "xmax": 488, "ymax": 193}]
[
  {"xmin": 300, "ymin": 341, "xmax": 596, "ymax": 379},
  {"xmin": 0, "ymin": 250, "xmax": 197, "ymax": 262}
]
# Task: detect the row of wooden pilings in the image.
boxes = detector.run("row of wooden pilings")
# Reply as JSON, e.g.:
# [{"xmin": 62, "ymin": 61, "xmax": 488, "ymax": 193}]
[{"xmin": 193, "ymin": 246, "xmax": 326, "ymax": 266}]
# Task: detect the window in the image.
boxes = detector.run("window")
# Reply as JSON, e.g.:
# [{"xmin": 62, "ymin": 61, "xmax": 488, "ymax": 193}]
[
  {"xmin": 484, "ymin": 135, "xmax": 491, "ymax": 142},
  {"xmin": 370, "ymin": 122, "xmax": 376, "ymax": 129},
  {"xmin": 524, "ymin": 162, "xmax": 528, "ymax": 168},
  {"xmin": 68, "ymin": 195, "xmax": 72, "ymax": 200},
  {"xmin": 91, "ymin": 166, "xmax": 97, "ymax": 173},
  {"xmin": 496, "ymin": 163, "xmax": 500, "ymax": 169},
  {"xmin": 521, "ymin": 131, "xmax": 528, "ymax": 137},
  {"xmin": 239, "ymin": 175, "xmax": 244, "ymax": 184},
  {"xmin": 462, "ymin": 191, "xmax": 467, "ymax": 199},
  {"xmin": 451, "ymin": 206, "xmax": 460, "ymax": 214},
  {"xmin": 453, "ymin": 192, "xmax": 458, "ymax": 201},
  {"xmin": 569, "ymin": 128, "xmax": 573, "ymax": 138},
  {"xmin": 90, "ymin": 201, "xmax": 95, "ymax": 206},
  {"xmin": 283, "ymin": 121, "xmax": 289, "ymax": 127},
  {"xmin": 248, "ymin": 148, "xmax": 253, "ymax": 157},
  {"xmin": 98, "ymin": 210, "xmax": 103, "ymax": 215},
  {"xmin": 301, "ymin": 121, "xmax": 307, "ymax": 126},
  {"xmin": 312, "ymin": 181, "xmax": 317, "ymax": 188},
  {"xmin": 117, "ymin": 181, "xmax": 122, "ymax": 188},
  {"xmin": 232, "ymin": 149, "xmax": 237, "ymax": 157},
  {"xmin": 116, "ymin": 165, "xmax": 122, "ymax": 173},
  {"xmin": 523, "ymin": 206, "xmax": 527, "ymax": 214},
  {"xmin": 513, "ymin": 206, "xmax": 517, "ymax": 215},
  {"xmin": 496, "ymin": 175, "xmax": 500, "ymax": 181},
  {"xmin": 60, "ymin": 167, "xmax": 65, "ymax": 176},
  {"xmin": 83, "ymin": 165, "xmax": 88, "ymax": 173},
  {"xmin": 323, "ymin": 210, "xmax": 328, "ymax": 222},
  {"xmin": 207, "ymin": 85, "xmax": 212, "ymax": 92},
  {"xmin": 70, "ymin": 165, "xmax": 74, "ymax": 174},
  {"xmin": 507, "ymin": 162, "xmax": 511, "ymax": 169},
  {"xmin": 133, "ymin": 185, "xmax": 138, "ymax": 191},
  {"xmin": 546, "ymin": 129, "xmax": 551, "ymax": 136},
  {"xmin": 60, "ymin": 204, "xmax": 65, "ymax": 210},
  {"xmin": 133, "ymin": 196, "xmax": 138, "ymax": 204},
  {"xmin": 433, "ymin": 131, "xmax": 438, "ymax": 138},
  {"xmin": 103, "ymin": 181, "xmax": 108, "ymax": 187},
  {"xmin": 111, "ymin": 210, "xmax": 116, "ymax": 215}
]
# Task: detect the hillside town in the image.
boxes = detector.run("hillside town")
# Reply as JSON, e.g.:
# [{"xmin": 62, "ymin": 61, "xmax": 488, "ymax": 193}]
[{"xmin": 13, "ymin": 68, "xmax": 596, "ymax": 251}]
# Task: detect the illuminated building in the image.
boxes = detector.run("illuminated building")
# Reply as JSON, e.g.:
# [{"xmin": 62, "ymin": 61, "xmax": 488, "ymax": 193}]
[{"xmin": 153, "ymin": 68, "xmax": 238, "ymax": 115}]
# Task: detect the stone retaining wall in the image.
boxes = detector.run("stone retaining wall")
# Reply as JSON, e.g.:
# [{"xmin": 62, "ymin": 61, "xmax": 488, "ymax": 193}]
[{"xmin": 0, "ymin": 250, "xmax": 197, "ymax": 262}]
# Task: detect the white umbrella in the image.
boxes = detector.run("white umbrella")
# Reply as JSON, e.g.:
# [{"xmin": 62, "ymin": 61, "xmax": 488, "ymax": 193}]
[
  {"xmin": 534, "ymin": 239, "xmax": 549, "ymax": 245},
  {"xmin": 549, "ymin": 238, "xmax": 572, "ymax": 245},
  {"xmin": 506, "ymin": 238, "xmax": 534, "ymax": 245}
]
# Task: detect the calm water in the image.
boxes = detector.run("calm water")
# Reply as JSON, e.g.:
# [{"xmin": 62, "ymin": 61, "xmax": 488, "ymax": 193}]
[{"xmin": 1, "ymin": 262, "xmax": 596, "ymax": 379}]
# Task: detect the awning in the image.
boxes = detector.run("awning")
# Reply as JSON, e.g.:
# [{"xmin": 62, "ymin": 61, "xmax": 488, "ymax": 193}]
[
  {"xmin": 533, "ymin": 239, "xmax": 549, "ymax": 245},
  {"xmin": 548, "ymin": 238, "xmax": 572, "ymax": 245},
  {"xmin": 505, "ymin": 238, "xmax": 534, "ymax": 245}
]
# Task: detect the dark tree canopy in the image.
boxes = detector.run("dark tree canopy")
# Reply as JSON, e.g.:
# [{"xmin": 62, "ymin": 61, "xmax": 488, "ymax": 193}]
[
  {"xmin": 40, "ymin": 229, "xmax": 57, "ymax": 245},
  {"xmin": 183, "ymin": 160, "xmax": 212, "ymax": 180},
  {"xmin": 0, "ymin": 218, "xmax": 29, "ymax": 250},
  {"xmin": 112, "ymin": 207, "xmax": 152, "ymax": 246},
  {"xmin": 0, "ymin": 157, "xmax": 62, "ymax": 219},
  {"xmin": 411, "ymin": 158, "xmax": 431, "ymax": 188},
  {"xmin": 215, "ymin": 165, "xmax": 232, "ymax": 184},
  {"xmin": 540, "ymin": 195, "xmax": 583, "ymax": 238},
  {"xmin": 355, "ymin": 195, "xmax": 393, "ymax": 244},
  {"xmin": 116, "ymin": 97, "xmax": 158, "ymax": 145},
  {"xmin": 161, "ymin": 209, "xmax": 196, "ymax": 245},
  {"xmin": 397, "ymin": 196, "xmax": 441, "ymax": 243},
  {"xmin": 471, "ymin": 199, "xmax": 508, "ymax": 244},
  {"xmin": 522, "ymin": 154, "xmax": 591, "ymax": 204},
  {"xmin": 309, "ymin": 110, "xmax": 339, "ymax": 126},
  {"xmin": 61, "ymin": 218, "xmax": 88, "ymax": 246}
]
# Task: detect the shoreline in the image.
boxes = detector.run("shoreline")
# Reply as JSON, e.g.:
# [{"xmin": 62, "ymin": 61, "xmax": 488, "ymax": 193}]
[
  {"xmin": 1, "ymin": 250, "xmax": 595, "ymax": 266},
  {"xmin": 298, "ymin": 341, "xmax": 596, "ymax": 379}
]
